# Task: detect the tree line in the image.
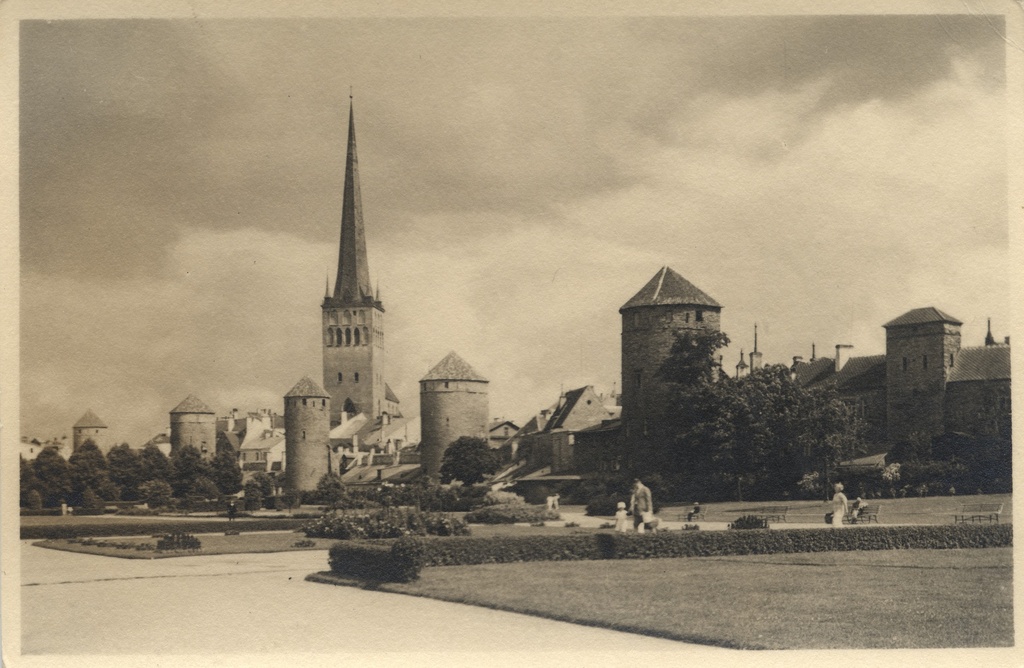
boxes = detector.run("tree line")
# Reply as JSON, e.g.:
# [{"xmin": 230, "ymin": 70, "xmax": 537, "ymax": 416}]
[{"xmin": 20, "ymin": 440, "xmax": 243, "ymax": 509}]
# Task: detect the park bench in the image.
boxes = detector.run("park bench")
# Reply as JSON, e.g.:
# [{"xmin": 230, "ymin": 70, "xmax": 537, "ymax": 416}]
[
  {"xmin": 844, "ymin": 504, "xmax": 879, "ymax": 524},
  {"xmin": 953, "ymin": 503, "xmax": 1003, "ymax": 524},
  {"xmin": 677, "ymin": 509, "xmax": 706, "ymax": 522},
  {"xmin": 750, "ymin": 506, "xmax": 789, "ymax": 522}
]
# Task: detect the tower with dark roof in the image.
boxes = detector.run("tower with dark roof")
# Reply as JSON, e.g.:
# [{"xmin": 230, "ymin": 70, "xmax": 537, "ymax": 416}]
[
  {"xmin": 883, "ymin": 306, "xmax": 962, "ymax": 444},
  {"xmin": 73, "ymin": 409, "xmax": 108, "ymax": 453},
  {"xmin": 321, "ymin": 100, "xmax": 399, "ymax": 427},
  {"xmin": 169, "ymin": 394, "xmax": 216, "ymax": 459},
  {"xmin": 419, "ymin": 352, "xmax": 489, "ymax": 480},
  {"xmin": 284, "ymin": 376, "xmax": 331, "ymax": 491},
  {"xmin": 619, "ymin": 266, "xmax": 721, "ymax": 444}
]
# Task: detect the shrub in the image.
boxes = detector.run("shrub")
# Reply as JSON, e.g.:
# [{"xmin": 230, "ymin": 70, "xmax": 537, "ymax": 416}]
[
  {"xmin": 115, "ymin": 505, "xmax": 160, "ymax": 516},
  {"xmin": 24, "ymin": 489, "xmax": 43, "ymax": 511},
  {"xmin": 482, "ymin": 490, "xmax": 525, "ymax": 506},
  {"xmin": 302, "ymin": 509, "xmax": 469, "ymax": 540},
  {"xmin": 21, "ymin": 517, "xmax": 308, "ymax": 540},
  {"xmin": 156, "ymin": 532, "xmax": 202, "ymax": 551},
  {"xmin": 584, "ymin": 495, "xmax": 623, "ymax": 517},
  {"xmin": 730, "ymin": 515, "xmax": 768, "ymax": 530},
  {"xmin": 463, "ymin": 504, "xmax": 560, "ymax": 524},
  {"xmin": 139, "ymin": 480, "xmax": 174, "ymax": 509},
  {"xmin": 293, "ymin": 539, "xmax": 316, "ymax": 548}
]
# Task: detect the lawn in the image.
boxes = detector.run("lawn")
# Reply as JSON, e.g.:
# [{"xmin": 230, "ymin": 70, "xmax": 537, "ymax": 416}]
[
  {"xmin": 34, "ymin": 530, "xmax": 326, "ymax": 559},
  {"xmin": 368, "ymin": 547, "xmax": 1013, "ymax": 650}
]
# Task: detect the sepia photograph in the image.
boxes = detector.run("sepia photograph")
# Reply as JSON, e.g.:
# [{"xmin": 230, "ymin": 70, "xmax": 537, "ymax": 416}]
[{"xmin": 3, "ymin": 1, "xmax": 1020, "ymax": 666}]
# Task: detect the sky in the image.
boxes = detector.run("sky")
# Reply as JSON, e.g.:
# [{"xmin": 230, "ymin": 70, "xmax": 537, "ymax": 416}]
[{"xmin": 18, "ymin": 14, "xmax": 1011, "ymax": 446}]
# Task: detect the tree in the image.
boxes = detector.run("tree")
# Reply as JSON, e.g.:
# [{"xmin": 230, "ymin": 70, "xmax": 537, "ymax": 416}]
[
  {"xmin": 658, "ymin": 329, "xmax": 732, "ymax": 387},
  {"xmin": 81, "ymin": 486, "xmax": 104, "ymax": 509},
  {"xmin": 210, "ymin": 450, "xmax": 243, "ymax": 495},
  {"xmin": 316, "ymin": 473, "xmax": 346, "ymax": 506},
  {"xmin": 138, "ymin": 444, "xmax": 173, "ymax": 484},
  {"xmin": 106, "ymin": 444, "xmax": 143, "ymax": 500},
  {"xmin": 138, "ymin": 479, "xmax": 173, "ymax": 508},
  {"xmin": 249, "ymin": 471, "xmax": 275, "ymax": 497},
  {"xmin": 68, "ymin": 441, "xmax": 112, "ymax": 504},
  {"xmin": 32, "ymin": 447, "xmax": 72, "ymax": 507},
  {"xmin": 190, "ymin": 476, "xmax": 221, "ymax": 499},
  {"xmin": 243, "ymin": 478, "xmax": 265, "ymax": 511},
  {"xmin": 169, "ymin": 445, "xmax": 212, "ymax": 497},
  {"xmin": 439, "ymin": 437, "xmax": 500, "ymax": 485},
  {"xmin": 20, "ymin": 456, "xmax": 41, "ymax": 507}
]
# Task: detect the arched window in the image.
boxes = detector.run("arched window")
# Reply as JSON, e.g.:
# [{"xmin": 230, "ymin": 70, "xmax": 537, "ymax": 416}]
[
  {"xmin": 303, "ymin": 398, "xmax": 307, "ymax": 406},
  {"xmin": 345, "ymin": 328, "xmax": 352, "ymax": 346},
  {"xmin": 329, "ymin": 329, "xmax": 336, "ymax": 346},
  {"xmin": 343, "ymin": 311, "xmax": 352, "ymax": 325},
  {"xmin": 354, "ymin": 328, "xmax": 361, "ymax": 345}
]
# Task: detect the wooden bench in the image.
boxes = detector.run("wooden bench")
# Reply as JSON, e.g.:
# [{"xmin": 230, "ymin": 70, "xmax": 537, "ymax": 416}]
[
  {"xmin": 750, "ymin": 506, "xmax": 789, "ymax": 522},
  {"xmin": 844, "ymin": 504, "xmax": 879, "ymax": 524},
  {"xmin": 954, "ymin": 503, "xmax": 1003, "ymax": 524},
  {"xmin": 677, "ymin": 508, "xmax": 706, "ymax": 522}
]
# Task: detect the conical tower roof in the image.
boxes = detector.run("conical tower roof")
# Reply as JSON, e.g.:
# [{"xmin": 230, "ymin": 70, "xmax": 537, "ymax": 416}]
[
  {"xmin": 421, "ymin": 351, "xmax": 488, "ymax": 382},
  {"xmin": 331, "ymin": 99, "xmax": 374, "ymax": 305},
  {"xmin": 621, "ymin": 266, "xmax": 720, "ymax": 311},
  {"xmin": 74, "ymin": 409, "xmax": 107, "ymax": 429},
  {"xmin": 170, "ymin": 394, "xmax": 215, "ymax": 414},
  {"xmin": 285, "ymin": 376, "xmax": 330, "ymax": 398}
]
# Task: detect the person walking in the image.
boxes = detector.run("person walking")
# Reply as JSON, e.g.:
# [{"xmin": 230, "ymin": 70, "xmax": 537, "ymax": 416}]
[
  {"xmin": 614, "ymin": 501, "xmax": 630, "ymax": 532},
  {"xmin": 831, "ymin": 483, "xmax": 848, "ymax": 527},
  {"xmin": 630, "ymin": 479, "xmax": 653, "ymax": 533}
]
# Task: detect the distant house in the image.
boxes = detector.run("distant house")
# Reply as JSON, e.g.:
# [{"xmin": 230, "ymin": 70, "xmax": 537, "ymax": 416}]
[
  {"xmin": 239, "ymin": 433, "xmax": 286, "ymax": 480},
  {"xmin": 20, "ymin": 436, "xmax": 72, "ymax": 461},
  {"xmin": 488, "ymin": 419, "xmax": 520, "ymax": 449}
]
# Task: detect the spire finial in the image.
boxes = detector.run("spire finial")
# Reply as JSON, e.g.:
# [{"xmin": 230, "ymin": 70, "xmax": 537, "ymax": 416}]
[
  {"xmin": 754, "ymin": 323, "xmax": 758, "ymax": 353},
  {"xmin": 985, "ymin": 318, "xmax": 996, "ymax": 346}
]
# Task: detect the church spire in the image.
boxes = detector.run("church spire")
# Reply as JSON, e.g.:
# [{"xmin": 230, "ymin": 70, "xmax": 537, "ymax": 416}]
[{"xmin": 332, "ymin": 98, "xmax": 373, "ymax": 304}]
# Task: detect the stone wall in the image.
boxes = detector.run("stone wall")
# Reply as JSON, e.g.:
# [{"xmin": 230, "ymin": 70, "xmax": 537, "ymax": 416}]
[
  {"xmin": 419, "ymin": 379, "xmax": 489, "ymax": 479},
  {"xmin": 170, "ymin": 413, "xmax": 217, "ymax": 459}
]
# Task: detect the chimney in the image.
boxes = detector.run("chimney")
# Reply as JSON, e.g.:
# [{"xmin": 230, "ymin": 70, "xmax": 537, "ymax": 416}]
[
  {"xmin": 835, "ymin": 344, "xmax": 853, "ymax": 372},
  {"xmin": 1005, "ymin": 336, "xmax": 1011, "ymax": 345},
  {"xmin": 985, "ymin": 318, "xmax": 996, "ymax": 346},
  {"xmin": 811, "ymin": 343, "xmax": 816, "ymax": 361}
]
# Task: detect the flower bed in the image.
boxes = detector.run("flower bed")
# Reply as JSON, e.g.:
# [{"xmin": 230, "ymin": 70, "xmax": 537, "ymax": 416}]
[
  {"xmin": 20, "ymin": 517, "xmax": 308, "ymax": 540},
  {"xmin": 463, "ymin": 504, "xmax": 560, "ymax": 524},
  {"xmin": 326, "ymin": 523, "xmax": 1011, "ymax": 583},
  {"xmin": 302, "ymin": 509, "xmax": 469, "ymax": 540}
]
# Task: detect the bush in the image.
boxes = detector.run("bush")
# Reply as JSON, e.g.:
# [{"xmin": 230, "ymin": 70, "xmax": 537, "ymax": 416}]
[
  {"xmin": 585, "ymin": 495, "xmax": 625, "ymax": 517},
  {"xmin": 463, "ymin": 504, "xmax": 560, "ymax": 524},
  {"xmin": 325, "ymin": 524, "xmax": 1012, "ymax": 582},
  {"xmin": 729, "ymin": 515, "xmax": 768, "ymax": 530},
  {"xmin": 302, "ymin": 509, "xmax": 470, "ymax": 540},
  {"xmin": 482, "ymin": 490, "xmax": 525, "ymax": 506},
  {"xmin": 293, "ymin": 539, "xmax": 316, "ymax": 548},
  {"xmin": 115, "ymin": 506, "xmax": 160, "ymax": 516},
  {"xmin": 139, "ymin": 480, "xmax": 174, "ymax": 509},
  {"xmin": 156, "ymin": 532, "xmax": 202, "ymax": 551},
  {"xmin": 24, "ymin": 489, "xmax": 43, "ymax": 511}
]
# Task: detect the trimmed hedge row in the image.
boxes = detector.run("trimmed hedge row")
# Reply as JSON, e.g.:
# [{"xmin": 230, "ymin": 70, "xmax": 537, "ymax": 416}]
[
  {"xmin": 20, "ymin": 517, "xmax": 308, "ymax": 540},
  {"xmin": 462, "ymin": 505, "xmax": 560, "ymax": 524},
  {"xmin": 327, "ymin": 524, "xmax": 1011, "ymax": 583}
]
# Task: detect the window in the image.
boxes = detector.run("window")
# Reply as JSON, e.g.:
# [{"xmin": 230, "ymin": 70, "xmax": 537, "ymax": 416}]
[
  {"xmin": 635, "ymin": 369, "xmax": 643, "ymax": 388},
  {"xmin": 345, "ymin": 328, "xmax": 352, "ymax": 346},
  {"xmin": 354, "ymin": 328, "xmax": 361, "ymax": 345},
  {"xmin": 338, "ymin": 372, "xmax": 343, "ymax": 383},
  {"xmin": 685, "ymin": 312, "xmax": 690, "ymax": 323},
  {"xmin": 444, "ymin": 382, "xmax": 449, "ymax": 389},
  {"xmin": 949, "ymin": 354, "xmax": 954, "ymax": 367},
  {"xmin": 354, "ymin": 372, "xmax": 360, "ymax": 383},
  {"xmin": 902, "ymin": 357, "xmax": 908, "ymax": 372},
  {"xmin": 302, "ymin": 430, "xmax": 306, "ymax": 440},
  {"xmin": 358, "ymin": 311, "xmax": 366, "ymax": 324},
  {"xmin": 696, "ymin": 310, "xmax": 703, "ymax": 322}
]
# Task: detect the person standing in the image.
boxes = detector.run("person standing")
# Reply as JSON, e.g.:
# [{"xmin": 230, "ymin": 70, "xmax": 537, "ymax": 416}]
[
  {"xmin": 831, "ymin": 483, "xmax": 848, "ymax": 527},
  {"xmin": 614, "ymin": 502, "xmax": 630, "ymax": 532},
  {"xmin": 630, "ymin": 479, "xmax": 653, "ymax": 533}
]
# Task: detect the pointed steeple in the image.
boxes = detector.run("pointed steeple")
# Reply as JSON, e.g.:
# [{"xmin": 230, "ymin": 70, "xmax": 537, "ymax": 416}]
[
  {"xmin": 332, "ymin": 98, "xmax": 373, "ymax": 305},
  {"xmin": 985, "ymin": 318, "xmax": 996, "ymax": 346}
]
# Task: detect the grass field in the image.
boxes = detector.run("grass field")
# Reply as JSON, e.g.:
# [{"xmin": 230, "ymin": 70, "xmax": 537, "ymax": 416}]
[
  {"xmin": 34, "ymin": 531, "xmax": 324, "ymax": 559},
  {"xmin": 366, "ymin": 547, "xmax": 1013, "ymax": 650}
]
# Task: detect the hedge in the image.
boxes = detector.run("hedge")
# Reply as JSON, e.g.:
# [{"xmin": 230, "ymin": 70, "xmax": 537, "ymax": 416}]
[
  {"xmin": 326, "ymin": 524, "xmax": 1011, "ymax": 583},
  {"xmin": 20, "ymin": 517, "xmax": 309, "ymax": 540},
  {"xmin": 462, "ymin": 505, "xmax": 560, "ymax": 524}
]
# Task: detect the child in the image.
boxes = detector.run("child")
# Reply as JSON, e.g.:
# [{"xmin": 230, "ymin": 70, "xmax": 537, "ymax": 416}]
[{"xmin": 614, "ymin": 501, "xmax": 630, "ymax": 532}]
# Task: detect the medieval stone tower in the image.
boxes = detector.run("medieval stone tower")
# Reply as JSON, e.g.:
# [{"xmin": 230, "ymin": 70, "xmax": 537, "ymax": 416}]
[
  {"xmin": 169, "ymin": 394, "xmax": 216, "ymax": 459},
  {"xmin": 284, "ymin": 376, "xmax": 331, "ymax": 492},
  {"xmin": 884, "ymin": 307, "xmax": 962, "ymax": 444},
  {"xmin": 419, "ymin": 351, "xmax": 489, "ymax": 480},
  {"xmin": 322, "ymin": 100, "xmax": 399, "ymax": 427},
  {"xmin": 619, "ymin": 266, "xmax": 722, "ymax": 443},
  {"xmin": 73, "ymin": 409, "xmax": 107, "ymax": 453}
]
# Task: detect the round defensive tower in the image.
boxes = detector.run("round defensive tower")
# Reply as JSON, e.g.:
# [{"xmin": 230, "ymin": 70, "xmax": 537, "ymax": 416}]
[
  {"xmin": 419, "ymin": 351, "xmax": 489, "ymax": 481},
  {"xmin": 284, "ymin": 376, "xmax": 331, "ymax": 492},
  {"xmin": 73, "ymin": 409, "xmax": 108, "ymax": 453},
  {"xmin": 169, "ymin": 394, "xmax": 217, "ymax": 459},
  {"xmin": 620, "ymin": 266, "xmax": 721, "ymax": 443}
]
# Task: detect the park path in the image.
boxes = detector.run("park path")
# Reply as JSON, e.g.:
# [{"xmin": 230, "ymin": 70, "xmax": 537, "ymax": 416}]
[{"xmin": 15, "ymin": 540, "xmax": 731, "ymax": 667}]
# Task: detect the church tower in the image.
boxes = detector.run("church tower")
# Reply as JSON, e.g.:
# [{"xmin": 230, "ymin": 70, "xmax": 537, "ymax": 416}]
[{"xmin": 322, "ymin": 99, "xmax": 398, "ymax": 427}]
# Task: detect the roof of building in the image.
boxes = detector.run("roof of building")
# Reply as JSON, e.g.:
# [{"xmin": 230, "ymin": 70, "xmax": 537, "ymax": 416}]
[
  {"xmin": 884, "ymin": 306, "xmax": 962, "ymax": 328},
  {"xmin": 793, "ymin": 357, "xmax": 835, "ymax": 388},
  {"xmin": 620, "ymin": 266, "xmax": 721, "ymax": 311},
  {"xmin": 220, "ymin": 431, "xmax": 242, "ymax": 450},
  {"xmin": 284, "ymin": 376, "xmax": 330, "ymax": 398},
  {"xmin": 330, "ymin": 413, "xmax": 371, "ymax": 439},
  {"xmin": 948, "ymin": 345, "xmax": 1011, "ymax": 383},
  {"xmin": 489, "ymin": 420, "xmax": 520, "ymax": 433},
  {"xmin": 543, "ymin": 386, "xmax": 613, "ymax": 432},
  {"xmin": 421, "ymin": 351, "xmax": 488, "ymax": 382},
  {"xmin": 838, "ymin": 452, "xmax": 887, "ymax": 471},
  {"xmin": 170, "ymin": 394, "xmax": 215, "ymax": 414},
  {"xmin": 384, "ymin": 383, "xmax": 401, "ymax": 404},
  {"xmin": 74, "ymin": 409, "xmax": 107, "ymax": 429},
  {"xmin": 239, "ymin": 434, "xmax": 285, "ymax": 452},
  {"xmin": 835, "ymin": 355, "xmax": 887, "ymax": 392}
]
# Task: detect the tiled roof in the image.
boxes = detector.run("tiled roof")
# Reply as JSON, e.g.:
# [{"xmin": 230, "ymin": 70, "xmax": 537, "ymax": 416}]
[
  {"xmin": 620, "ymin": 266, "xmax": 720, "ymax": 311},
  {"xmin": 285, "ymin": 376, "xmax": 329, "ymax": 398},
  {"xmin": 239, "ymin": 434, "xmax": 285, "ymax": 452},
  {"xmin": 384, "ymin": 383, "xmax": 401, "ymax": 404},
  {"xmin": 793, "ymin": 357, "xmax": 835, "ymax": 388},
  {"xmin": 835, "ymin": 355, "xmax": 886, "ymax": 392},
  {"xmin": 171, "ymin": 394, "xmax": 215, "ymax": 414},
  {"xmin": 948, "ymin": 345, "xmax": 1011, "ymax": 383},
  {"xmin": 421, "ymin": 351, "xmax": 488, "ymax": 382},
  {"xmin": 74, "ymin": 409, "xmax": 107, "ymax": 429},
  {"xmin": 544, "ymin": 387, "xmax": 590, "ymax": 431},
  {"xmin": 884, "ymin": 307, "xmax": 962, "ymax": 328}
]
